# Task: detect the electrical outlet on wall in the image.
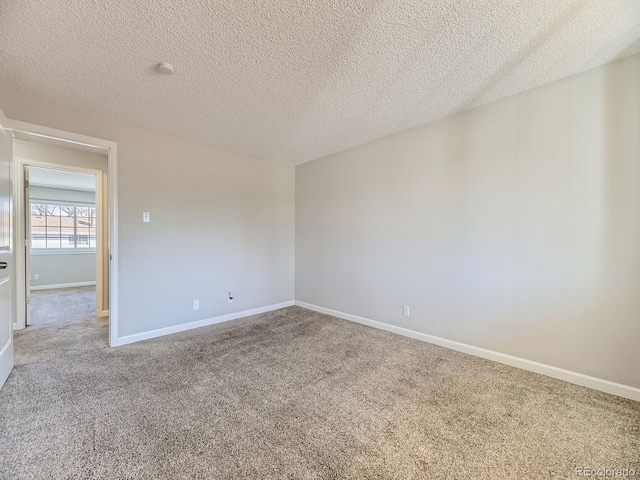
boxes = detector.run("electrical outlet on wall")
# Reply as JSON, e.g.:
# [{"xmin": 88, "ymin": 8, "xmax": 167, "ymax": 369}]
[
  {"xmin": 228, "ymin": 292, "xmax": 234, "ymax": 304},
  {"xmin": 193, "ymin": 300, "xmax": 200, "ymax": 311},
  {"xmin": 403, "ymin": 305, "xmax": 410, "ymax": 317},
  {"xmin": 33, "ymin": 274, "xmax": 39, "ymax": 280}
]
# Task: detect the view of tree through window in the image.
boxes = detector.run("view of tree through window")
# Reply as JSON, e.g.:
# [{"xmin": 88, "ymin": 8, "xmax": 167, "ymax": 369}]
[{"xmin": 30, "ymin": 202, "xmax": 96, "ymax": 249}]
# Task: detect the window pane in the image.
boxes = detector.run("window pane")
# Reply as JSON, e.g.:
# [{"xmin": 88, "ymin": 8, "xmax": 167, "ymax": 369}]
[
  {"xmin": 46, "ymin": 213, "xmax": 61, "ymax": 248},
  {"xmin": 31, "ymin": 212, "xmax": 47, "ymax": 248},
  {"xmin": 60, "ymin": 204, "xmax": 74, "ymax": 248},
  {"xmin": 30, "ymin": 202, "xmax": 97, "ymax": 250},
  {"xmin": 76, "ymin": 225, "xmax": 89, "ymax": 248},
  {"xmin": 61, "ymin": 219, "xmax": 75, "ymax": 248},
  {"xmin": 31, "ymin": 203, "xmax": 45, "ymax": 216},
  {"xmin": 60, "ymin": 205, "xmax": 74, "ymax": 218}
]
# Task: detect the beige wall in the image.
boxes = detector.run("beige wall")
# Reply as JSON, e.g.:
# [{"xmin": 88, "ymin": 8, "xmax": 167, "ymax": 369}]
[
  {"xmin": 1, "ymin": 91, "xmax": 295, "ymax": 337},
  {"xmin": 15, "ymin": 139, "xmax": 108, "ymax": 172},
  {"xmin": 30, "ymin": 253, "xmax": 95, "ymax": 289},
  {"xmin": 296, "ymin": 54, "xmax": 640, "ymax": 388}
]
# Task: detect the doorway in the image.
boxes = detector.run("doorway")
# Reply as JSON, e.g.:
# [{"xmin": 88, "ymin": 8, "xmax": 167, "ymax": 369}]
[
  {"xmin": 6, "ymin": 120, "xmax": 119, "ymax": 346},
  {"xmin": 24, "ymin": 164, "xmax": 103, "ymax": 327}
]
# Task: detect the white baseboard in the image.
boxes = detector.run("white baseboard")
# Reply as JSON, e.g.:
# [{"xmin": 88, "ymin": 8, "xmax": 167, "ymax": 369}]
[
  {"xmin": 30, "ymin": 281, "xmax": 96, "ymax": 291},
  {"xmin": 294, "ymin": 301, "xmax": 640, "ymax": 402},
  {"xmin": 115, "ymin": 301, "xmax": 295, "ymax": 346}
]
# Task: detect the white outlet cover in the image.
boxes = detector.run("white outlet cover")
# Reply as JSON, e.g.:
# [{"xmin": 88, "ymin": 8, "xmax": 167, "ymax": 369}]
[
  {"xmin": 403, "ymin": 306, "xmax": 410, "ymax": 317},
  {"xmin": 193, "ymin": 300, "xmax": 199, "ymax": 311}
]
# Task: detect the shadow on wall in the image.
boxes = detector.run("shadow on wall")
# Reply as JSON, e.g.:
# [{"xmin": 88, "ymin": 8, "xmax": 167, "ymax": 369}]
[{"xmin": 425, "ymin": 55, "xmax": 640, "ymax": 384}]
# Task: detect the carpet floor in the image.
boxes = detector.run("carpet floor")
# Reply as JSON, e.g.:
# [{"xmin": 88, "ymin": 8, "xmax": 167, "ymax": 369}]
[
  {"xmin": 29, "ymin": 286, "xmax": 96, "ymax": 326},
  {"xmin": 0, "ymin": 306, "xmax": 638, "ymax": 479}
]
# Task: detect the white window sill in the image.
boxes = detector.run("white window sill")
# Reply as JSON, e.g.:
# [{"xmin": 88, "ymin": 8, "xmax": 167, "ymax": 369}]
[{"xmin": 30, "ymin": 249, "xmax": 96, "ymax": 256}]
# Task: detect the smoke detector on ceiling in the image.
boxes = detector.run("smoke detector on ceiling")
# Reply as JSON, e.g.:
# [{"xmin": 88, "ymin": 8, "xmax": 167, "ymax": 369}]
[{"xmin": 157, "ymin": 62, "xmax": 175, "ymax": 75}]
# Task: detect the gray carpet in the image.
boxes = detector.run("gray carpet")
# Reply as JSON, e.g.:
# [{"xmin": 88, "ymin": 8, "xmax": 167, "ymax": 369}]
[
  {"xmin": 29, "ymin": 286, "xmax": 96, "ymax": 326},
  {"xmin": 0, "ymin": 306, "xmax": 638, "ymax": 479}
]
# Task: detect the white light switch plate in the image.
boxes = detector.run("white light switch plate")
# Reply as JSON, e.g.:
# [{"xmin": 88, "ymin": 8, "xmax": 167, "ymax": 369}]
[
  {"xmin": 143, "ymin": 212, "xmax": 150, "ymax": 223},
  {"xmin": 403, "ymin": 305, "xmax": 410, "ymax": 317}
]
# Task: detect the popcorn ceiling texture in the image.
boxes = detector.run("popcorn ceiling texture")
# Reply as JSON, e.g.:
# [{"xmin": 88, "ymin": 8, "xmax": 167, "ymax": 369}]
[{"xmin": 0, "ymin": 0, "xmax": 639, "ymax": 165}]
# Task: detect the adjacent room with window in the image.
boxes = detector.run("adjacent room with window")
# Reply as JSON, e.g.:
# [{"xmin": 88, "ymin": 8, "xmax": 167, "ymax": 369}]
[{"xmin": 28, "ymin": 167, "xmax": 98, "ymax": 324}]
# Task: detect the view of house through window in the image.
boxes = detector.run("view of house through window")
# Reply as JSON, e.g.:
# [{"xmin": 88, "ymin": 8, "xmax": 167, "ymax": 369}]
[{"xmin": 30, "ymin": 202, "xmax": 97, "ymax": 249}]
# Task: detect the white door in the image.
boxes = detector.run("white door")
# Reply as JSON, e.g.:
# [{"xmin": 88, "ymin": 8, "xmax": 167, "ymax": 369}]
[{"xmin": 0, "ymin": 109, "xmax": 14, "ymax": 389}]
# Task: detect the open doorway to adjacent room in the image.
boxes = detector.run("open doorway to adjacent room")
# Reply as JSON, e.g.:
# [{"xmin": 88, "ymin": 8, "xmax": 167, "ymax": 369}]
[
  {"xmin": 12, "ymin": 132, "xmax": 110, "ymax": 335},
  {"xmin": 26, "ymin": 166, "xmax": 100, "ymax": 326}
]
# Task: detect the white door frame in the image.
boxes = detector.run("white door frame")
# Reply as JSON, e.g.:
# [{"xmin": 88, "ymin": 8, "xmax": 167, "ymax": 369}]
[
  {"xmin": 6, "ymin": 119, "xmax": 119, "ymax": 347},
  {"xmin": 17, "ymin": 158, "xmax": 106, "ymax": 324}
]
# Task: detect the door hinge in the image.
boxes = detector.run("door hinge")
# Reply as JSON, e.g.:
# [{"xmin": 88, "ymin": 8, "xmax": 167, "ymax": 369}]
[
  {"xmin": 24, "ymin": 180, "xmax": 29, "ymax": 188},
  {"xmin": 26, "ymin": 296, "xmax": 30, "ymax": 305},
  {"xmin": 25, "ymin": 239, "xmax": 29, "ymax": 247}
]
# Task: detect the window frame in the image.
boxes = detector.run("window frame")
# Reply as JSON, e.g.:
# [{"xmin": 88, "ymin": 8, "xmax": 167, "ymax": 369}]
[{"xmin": 29, "ymin": 199, "xmax": 97, "ymax": 254}]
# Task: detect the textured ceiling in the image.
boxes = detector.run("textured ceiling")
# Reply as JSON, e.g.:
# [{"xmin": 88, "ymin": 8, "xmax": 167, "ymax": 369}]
[
  {"xmin": 0, "ymin": 1, "xmax": 639, "ymax": 165},
  {"xmin": 28, "ymin": 166, "xmax": 96, "ymax": 192}
]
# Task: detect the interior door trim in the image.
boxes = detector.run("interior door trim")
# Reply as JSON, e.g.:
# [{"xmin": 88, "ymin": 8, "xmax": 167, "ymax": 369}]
[{"xmin": 6, "ymin": 119, "xmax": 120, "ymax": 347}]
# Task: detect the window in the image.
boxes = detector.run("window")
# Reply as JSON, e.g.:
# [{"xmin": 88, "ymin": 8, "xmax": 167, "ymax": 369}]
[{"xmin": 30, "ymin": 202, "xmax": 96, "ymax": 250}]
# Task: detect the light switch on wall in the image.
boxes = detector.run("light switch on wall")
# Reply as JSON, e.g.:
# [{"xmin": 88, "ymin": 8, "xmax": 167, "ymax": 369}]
[{"xmin": 143, "ymin": 212, "xmax": 150, "ymax": 223}]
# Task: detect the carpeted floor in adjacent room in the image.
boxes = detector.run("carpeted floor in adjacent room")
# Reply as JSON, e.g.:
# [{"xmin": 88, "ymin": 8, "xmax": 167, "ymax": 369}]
[
  {"xmin": 29, "ymin": 286, "xmax": 96, "ymax": 326},
  {"xmin": 0, "ymin": 304, "xmax": 638, "ymax": 479}
]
